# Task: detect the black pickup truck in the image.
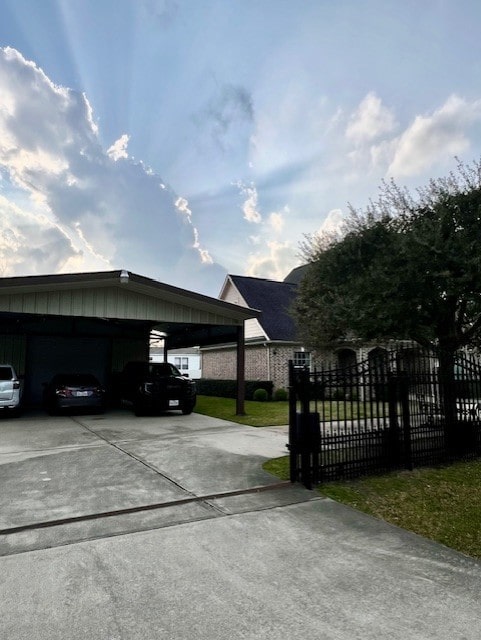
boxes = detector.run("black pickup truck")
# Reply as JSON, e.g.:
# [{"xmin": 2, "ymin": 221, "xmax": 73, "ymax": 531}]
[{"xmin": 117, "ymin": 361, "xmax": 197, "ymax": 416}]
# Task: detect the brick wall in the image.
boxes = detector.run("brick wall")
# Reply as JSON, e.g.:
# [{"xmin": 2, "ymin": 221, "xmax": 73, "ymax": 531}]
[
  {"xmin": 269, "ymin": 346, "xmax": 292, "ymax": 391},
  {"xmin": 201, "ymin": 347, "xmax": 237, "ymax": 379},
  {"xmin": 201, "ymin": 343, "xmax": 298, "ymax": 391}
]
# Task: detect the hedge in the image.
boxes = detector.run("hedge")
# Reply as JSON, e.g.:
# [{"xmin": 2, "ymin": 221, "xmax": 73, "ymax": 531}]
[{"xmin": 196, "ymin": 379, "xmax": 273, "ymax": 400}]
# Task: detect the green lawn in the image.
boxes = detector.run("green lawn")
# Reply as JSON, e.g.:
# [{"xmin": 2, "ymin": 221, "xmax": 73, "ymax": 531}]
[
  {"xmin": 263, "ymin": 456, "xmax": 481, "ymax": 559},
  {"xmin": 194, "ymin": 395, "xmax": 388, "ymax": 427},
  {"xmin": 194, "ymin": 395, "xmax": 288, "ymax": 427}
]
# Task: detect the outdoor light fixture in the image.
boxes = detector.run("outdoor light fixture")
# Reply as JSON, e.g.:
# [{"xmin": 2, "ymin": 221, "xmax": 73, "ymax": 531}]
[{"xmin": 120, "ymin": 270, "xmax": 129, "ymax": 284}]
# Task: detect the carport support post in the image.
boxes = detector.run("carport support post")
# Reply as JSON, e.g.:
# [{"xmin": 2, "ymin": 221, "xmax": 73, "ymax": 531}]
[{"xmin": 236, "ymin": 324, "xmax": 246, "ymax": 415}]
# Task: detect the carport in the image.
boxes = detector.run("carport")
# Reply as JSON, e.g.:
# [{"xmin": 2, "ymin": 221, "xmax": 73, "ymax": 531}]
[{"xmin": 0, "ymin": 270, "xmax": 260, "ymax": 413}]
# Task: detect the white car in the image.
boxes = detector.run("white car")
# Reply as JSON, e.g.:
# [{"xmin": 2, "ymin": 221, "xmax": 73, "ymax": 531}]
[{"xmin": 0, "ymin": 364, "xmax": 22, "ymax": 416}]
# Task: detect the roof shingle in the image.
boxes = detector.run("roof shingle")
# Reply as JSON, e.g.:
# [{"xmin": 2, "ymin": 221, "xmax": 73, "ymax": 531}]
[{"xmin": 229, "ymin": 275, "xmax": 299, "ymax": 341}]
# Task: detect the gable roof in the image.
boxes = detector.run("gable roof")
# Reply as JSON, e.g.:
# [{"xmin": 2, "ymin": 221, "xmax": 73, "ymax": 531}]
[
  {"xmin": 227, "ymin": 275, "xmax": 299, "ymax": 341},
  {"xmin": 283, "ymin": 264, "xmax": 308, "ymax": 285}
]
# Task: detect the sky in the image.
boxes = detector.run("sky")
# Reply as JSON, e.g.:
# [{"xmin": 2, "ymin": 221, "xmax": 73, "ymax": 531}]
[{"xmin": 1, "ymin": 0, "xmax": 481, "ymax": 297}]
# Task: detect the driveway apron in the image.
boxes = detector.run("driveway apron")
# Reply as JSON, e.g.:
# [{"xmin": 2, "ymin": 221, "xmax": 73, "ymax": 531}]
[{"xmin": 0, "ymin": 410, "xmax": 304, "ymax": 554}]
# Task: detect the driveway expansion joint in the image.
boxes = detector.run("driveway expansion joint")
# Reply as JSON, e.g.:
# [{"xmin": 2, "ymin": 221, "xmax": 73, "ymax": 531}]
[
  {"xmin": 71, "ymin": 416, "xmax": 199, "ymax": 498},
  {"xmin": 0, "ymin": 481, "xmax": 294, "ymax": 536}
]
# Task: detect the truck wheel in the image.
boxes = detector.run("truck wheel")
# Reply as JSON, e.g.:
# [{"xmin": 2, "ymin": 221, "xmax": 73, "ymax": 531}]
[{"xmin": 182, "ymin": 402, "xmax": 195, "ymax": 415}]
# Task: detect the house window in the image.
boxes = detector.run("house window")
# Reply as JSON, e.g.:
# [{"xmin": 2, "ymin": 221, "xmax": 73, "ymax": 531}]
[
  {"xmin": 294, "ymin": 351, "xmax": 311, "ymax": 369},
  {"xmin": 174, "ymin": 357, "xmax": 189, "ymax": 370}
]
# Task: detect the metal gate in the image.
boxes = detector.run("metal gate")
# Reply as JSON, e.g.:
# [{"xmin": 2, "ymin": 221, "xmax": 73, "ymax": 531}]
[{"xmin": 288, "ymin": 348, "xmax": 481, "ymax": 488}]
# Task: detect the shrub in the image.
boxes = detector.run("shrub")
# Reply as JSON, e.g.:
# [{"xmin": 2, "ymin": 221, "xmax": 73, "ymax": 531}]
[
  {"xmin": 273, "ymin": 388, "xmax": 288, "ymax": 401},
  {"xmin": 253, "ymin": 388, "xmax": 268, "ymax": 402},
  {"xmin": 196, "ymin": 379, "xmax": 273, "ymax": 400}
]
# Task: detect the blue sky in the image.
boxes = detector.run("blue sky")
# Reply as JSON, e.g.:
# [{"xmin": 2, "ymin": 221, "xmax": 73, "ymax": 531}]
[{"xmin": 1, "ymin": 0, "xmax": 481, "ymax": 296}]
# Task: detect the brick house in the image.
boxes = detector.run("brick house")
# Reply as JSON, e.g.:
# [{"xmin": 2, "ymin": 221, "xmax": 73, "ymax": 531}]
[
  {"xmin": 201, "ymin": 271, "xmax": 310, "ymax": 392},
  {"xmin": 201, "ymin": 267, "xmax": 416, "ymax": 392}
]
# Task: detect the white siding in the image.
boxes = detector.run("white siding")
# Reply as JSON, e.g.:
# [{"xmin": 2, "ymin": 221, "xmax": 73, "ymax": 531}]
[
  {"xmin": 220, "ymin": 278, "xmax": 266, "ymax": 340},
  {"xmin": 150, "ymin": 351, "xmax": 202, "ymax": 379},
  {"xmin": 0, "ymin": 335, "xmax": 26, "ymax": 375},
  {"xmin": 0, "ymin": 286, "xmax": 245, "ymax": 326}
]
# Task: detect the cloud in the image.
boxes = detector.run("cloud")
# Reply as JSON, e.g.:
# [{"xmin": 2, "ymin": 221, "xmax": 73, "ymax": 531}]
[
  {"xmin": 268, "ymin": 206, "xmax": 290, "ymax": 234},
  {"xmin": 346, "ymin": 92, "xmax": 397, "ymax": 144},
  {"xmin": 269, "ymin": 211, "xmax": 285, "ymax": 234},
  {"xmin": 245, "ymin": 240, "xmax": 298, "ymax": 282},
  {"xmin": 387, "ymin": 95, "xmax": 481, "ymax": 177},
  {"xmin": 175, "ymin": 196, "xmax": 213, "ymax": 264},
  {"xmin": 0, "ymin": 47, "xmax": 224, "ymax": 295},
  {"xmin": 318, "ymin": 208, "xmax": 345, "ymax": 235},
  {"xmin": 174, "ymin": 196, "xmax": 192, "ymax": 220},
  {"xmin": 107, "ymin": 134, "xmax": 130, "ymax": 161},
  {"xmin": 194, "ymin": 83, "xmax": 255, "ymax": 153},
  {"xmin": 235, "ymin": 181, "xmax": 261, "ymax": 223},
  {"xmin": 0, "ymin": 194, "xmax": 101, "ymax": 276},
  {"xmin": 342, "ymin": 93, "xmax": 481, "ymax": 193},
  {"xmin": 192, "ymin": 227, "xmax": 214, "ymax": 265}
]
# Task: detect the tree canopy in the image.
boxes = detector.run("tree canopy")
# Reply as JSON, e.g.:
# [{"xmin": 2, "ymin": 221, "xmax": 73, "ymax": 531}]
[{"xmin": 294, "ymin": 159, "xmax": 481, "ymax": 355}]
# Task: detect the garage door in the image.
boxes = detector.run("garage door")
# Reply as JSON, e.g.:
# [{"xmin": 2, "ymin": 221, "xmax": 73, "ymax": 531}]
[{"xmin": 25, "ymin": 336, "xmax": 110, "ymax": 406}]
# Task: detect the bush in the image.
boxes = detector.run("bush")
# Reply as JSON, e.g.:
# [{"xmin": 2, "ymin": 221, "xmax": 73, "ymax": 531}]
[
  {"xmin": 196, "ymin": 379, "xmax": 273, "ymax": 400},
  {"xmin": 253, "ymin": 388, "xmax": 268, "ymax": 402},
  {"xmin": 273, "ymin": 388, "xmax": 288, "ymax": 401}
]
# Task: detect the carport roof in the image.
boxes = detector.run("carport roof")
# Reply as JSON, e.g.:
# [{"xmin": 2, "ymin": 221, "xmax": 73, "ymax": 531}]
[{"xmin": 0, "ymin": 270, "xmax": 261, "ymax": 348}]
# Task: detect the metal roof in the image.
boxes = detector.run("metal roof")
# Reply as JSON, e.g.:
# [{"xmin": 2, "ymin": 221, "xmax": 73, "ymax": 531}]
[{"xmin": 0, "ymin": 270, "xmax": 261, "ymax": 348}]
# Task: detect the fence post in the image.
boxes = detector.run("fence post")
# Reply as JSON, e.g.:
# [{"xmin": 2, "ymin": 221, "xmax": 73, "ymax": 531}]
[
  {"xmin": 387, "ymin": 375, "xmax": 401, "ymax": 468},
  {"xmin": 288, "ymin": 361, "xmax": 298, "ymax": 483},
  {"xmin": 399, "ymin": 374, "xmax": 413, "ymax": 470}
]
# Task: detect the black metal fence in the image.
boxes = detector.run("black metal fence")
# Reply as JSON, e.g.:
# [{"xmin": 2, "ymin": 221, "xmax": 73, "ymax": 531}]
[{"xmin": 288, "ymin": 348, "xmax": 481, "ymax": 488}]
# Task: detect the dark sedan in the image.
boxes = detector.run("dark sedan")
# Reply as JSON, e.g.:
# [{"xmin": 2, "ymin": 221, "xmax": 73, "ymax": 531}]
[{"xmin": 43, "ymin": 373, "xmax": 106, "ymax": 415}]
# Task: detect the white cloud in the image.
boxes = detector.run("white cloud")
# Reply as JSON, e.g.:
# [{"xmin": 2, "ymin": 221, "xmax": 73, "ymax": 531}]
[
  {"xmin": 0, "ymin": 47, "xmax": 224, "ymax": 294},
  {"xmin": 318, "ymin": 208, "xmax": 345, "ymax": 235},
  {"xmin": 107, "ymin": 134, "xmax": 130, "ymax": 161},
  {"xmin": 346, "ymin": 92, "xmax": 397, "ymax": 144},
  {"xmin": 269, "ymin": 211, "xmax": 285, "ymax": 234},
  {"xmin": 192, "ymin": 227, "xmax": 214, "ymax": 264},
  {"xmin": 174, "ymin": 196, "xmax": 192, "ymax": 220},
  {"xmin": 245, "ymin": 240, "xmax": 298, "ymax": 281},
  {"xmin": 387, "ymin": 95, "xmax": 481, "ymax": 177},
  {"xmin": 235, "ymin": 181, "xmax": 261, "ymax": 223},
  {"xmin": 0, "ymin": 194, "xmax": 106, "ymax": 275},
  {"xmin": 267, "ymin": 205, "xmax": 290, "ymax": 235}
]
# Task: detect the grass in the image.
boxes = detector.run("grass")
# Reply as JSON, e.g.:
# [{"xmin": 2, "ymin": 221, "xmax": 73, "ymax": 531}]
[
  {"xmin": 194, "ymin": 395, "xmax": 389, "ymax": 427},
  {"xmin": 194, "ymin": 395, "xmax": 288, "ymax": 427},
  {"xmin": 263, "ymin": 456, "xmax": 481, "ymax": 559}
]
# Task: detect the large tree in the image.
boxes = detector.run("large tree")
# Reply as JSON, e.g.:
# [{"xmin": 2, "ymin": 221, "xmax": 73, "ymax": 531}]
[
  {"xmin": 295, "ymin": 160, "xmax": 481, "ymax": 438},
  {"xmin": 295, "ymin": 159, "xmax": 481, "ymax": 358}
]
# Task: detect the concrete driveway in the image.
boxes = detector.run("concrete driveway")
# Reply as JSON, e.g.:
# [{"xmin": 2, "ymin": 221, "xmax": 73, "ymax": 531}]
[
  {"xmin": 1, "ymin": 410, "xmax": 481, "ymax": 639},
  {"xmin": 0, "ymin": 409, "xmax": 305, "ymax": 554}
]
